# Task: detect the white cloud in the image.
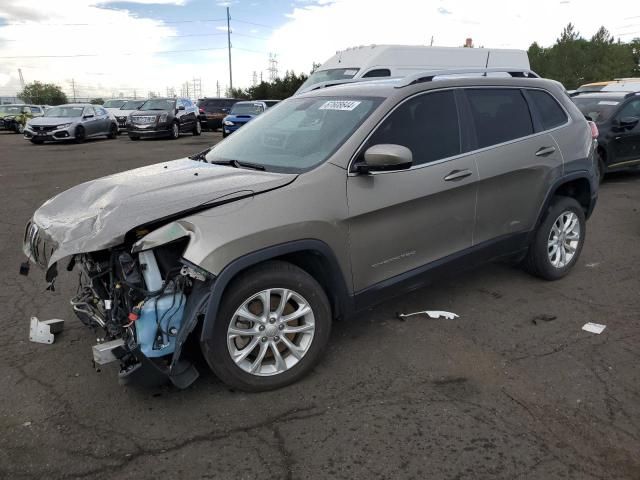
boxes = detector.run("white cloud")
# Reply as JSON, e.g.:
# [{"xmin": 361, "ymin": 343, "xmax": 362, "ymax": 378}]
[{"xmin": 267, "ymin": 0, "xmax": 640, "ymax": 76}]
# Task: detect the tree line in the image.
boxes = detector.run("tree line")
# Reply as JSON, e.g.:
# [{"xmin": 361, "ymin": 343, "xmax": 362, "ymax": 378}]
[{"xmin": 529, "ymin": 24, "xmax": 640, "ymax": 89}]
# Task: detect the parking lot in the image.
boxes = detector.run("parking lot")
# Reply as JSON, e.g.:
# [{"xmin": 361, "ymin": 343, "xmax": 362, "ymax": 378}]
[{"xmin": 1, "ymin": 130, "xmax": 639, "ymax": 479}]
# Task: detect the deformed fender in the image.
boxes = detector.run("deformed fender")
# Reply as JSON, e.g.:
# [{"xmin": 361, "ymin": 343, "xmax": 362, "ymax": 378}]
[{"xmin": 199, "ymin": 239, "xmax": 352, "ymax": 344}]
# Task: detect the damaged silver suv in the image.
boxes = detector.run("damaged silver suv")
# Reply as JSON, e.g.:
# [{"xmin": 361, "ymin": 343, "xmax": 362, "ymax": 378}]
[{"xmin": 22, "ymin": 69, "xmax": 599, "ymax": 392}]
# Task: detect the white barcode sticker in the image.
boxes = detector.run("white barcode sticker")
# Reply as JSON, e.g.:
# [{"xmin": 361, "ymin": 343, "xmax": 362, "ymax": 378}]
[
  {"xmin": 319, "ymin": 100, "xmax": 362, "ymax": 111},
  {"xmin": 598, "ymin": 101, "xmax": 619, "ymax": 106}
]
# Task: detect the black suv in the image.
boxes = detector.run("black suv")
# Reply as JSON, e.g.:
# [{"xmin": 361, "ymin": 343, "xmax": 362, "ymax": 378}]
[
  {"xmin": 128, "ymin": 97, "xmax": 201, "ymax": 140},
  {"xmin": 572, "ymin": 91, "xmax": 640, "ymax": 180},
  {"xmin": 197, "ymin": 97, "xmax": 242, "ymax": 131}
]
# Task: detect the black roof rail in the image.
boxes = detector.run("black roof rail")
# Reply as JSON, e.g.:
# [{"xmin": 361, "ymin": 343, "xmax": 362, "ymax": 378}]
[{"xmin": 395, "ymin": 68, "xmax": 540, "ymax": 88}]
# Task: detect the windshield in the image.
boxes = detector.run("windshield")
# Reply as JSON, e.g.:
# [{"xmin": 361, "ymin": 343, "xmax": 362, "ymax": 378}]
[
  {"xmin": 140, "ymin": 99, "xmax": 175, "ymax": 111},
  {"xmin": 0, "ymin": 105, "xmax": 22, "ymax": 114},
  {"xmin": 103, "ymin": 99, "xmax": 127, "ymax": 108},
  {"xmin": 205, "ymin": 96, "xmax": 382, "ymax": 173},
  {"xmin": 572, "ymin": 97, "xmax": 621, "ymax": 122},
  {"xmin": 298, "ymin": 68, "xmax": 360, "ymax": 91},
  {"xmin": 121, "ymin": 100, "xmax": 145, "ymax": 110},
  {"xmin": 230, "ymin": 103, "xmax": 264, "ymax": 115},
  {"xmin": 44, "ymin": 106, "xmax": 85, "ymax": 118}
]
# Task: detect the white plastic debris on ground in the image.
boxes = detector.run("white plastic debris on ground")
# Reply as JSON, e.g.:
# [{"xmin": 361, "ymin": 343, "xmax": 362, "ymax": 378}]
[
  {"xmin": 29, "ymin": 316, "xmax": 64, "ymax": 344},
  {"xmin": 582, "ymin": 322, "xmax": 606, "ymax": 334},
  {"xmin": 397, "ymin": 310, "xmax": 459, "ymax": 321}
]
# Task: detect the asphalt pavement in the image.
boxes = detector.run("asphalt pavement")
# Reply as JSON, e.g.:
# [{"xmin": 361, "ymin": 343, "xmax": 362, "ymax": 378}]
[{"xmin": 0, "ymin": 130, "xmax": 639, "ymax": 479}]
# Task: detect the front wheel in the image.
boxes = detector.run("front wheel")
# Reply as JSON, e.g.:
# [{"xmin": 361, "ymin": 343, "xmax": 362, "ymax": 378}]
[
  {"xmin": 193, "ymin": 121, "xmax": 202, "ymax": 136},
  {"xmin": 523, "ymin": 196, "xmax": 586, "ymax": 281},
  {"xmin": 74, "ymin": 125, "xmax": 85, "ymax": 143},
  {"xmin": 170, "ymin": 121, "xmax": 180, "ymax": 140},
  {"xmin": 202, "ymin": 261, "xmax": 332, "ymax": 392},
  {"xmin": 128, "ymin": 135, "xmax": 140, "ymax": 141}
]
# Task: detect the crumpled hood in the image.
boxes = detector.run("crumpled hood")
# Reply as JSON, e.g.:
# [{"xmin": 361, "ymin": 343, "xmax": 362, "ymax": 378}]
[{"xmin": 28, "ymin": 158, "xmax": 296, "ymax": 269}]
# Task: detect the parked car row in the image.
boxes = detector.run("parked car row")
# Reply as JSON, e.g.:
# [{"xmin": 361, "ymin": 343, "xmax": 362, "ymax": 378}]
[{"xmin": 23, "ymin": 104, "xmax": 118, "ymax": 143}]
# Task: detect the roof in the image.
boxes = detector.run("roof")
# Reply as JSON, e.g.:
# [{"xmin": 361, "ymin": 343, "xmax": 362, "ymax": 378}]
[{"xmin": 571, "ymin": 91, "xmax": 632, "ymax": 100}]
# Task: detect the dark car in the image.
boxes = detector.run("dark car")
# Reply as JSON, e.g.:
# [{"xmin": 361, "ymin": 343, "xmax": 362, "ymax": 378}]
[
  {"xmin": 197, "ymin": 98, "xmax": 242, "ymax": 131},
  {"xmin": 572, "ymin": 91, "xmax": 640, "ymax": 180},
  {"xmin": 128, "ymin": 97, "xmax": 201, "ymax": 140},
  {"xmin": 222, "ymin": 100, "xmax": 279, "ymax": 137}
]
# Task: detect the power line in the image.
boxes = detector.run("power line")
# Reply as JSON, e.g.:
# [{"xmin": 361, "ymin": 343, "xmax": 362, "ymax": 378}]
[
  {"xmin": 233, "ymin": 18, "xmax": 278, "ymax": 30},
  {"xmin": 0, "ymin": 18, "xmax": 227, "ymax": 27},
  {"xmin": 0, "ymin": 46, "xmax": 228, "ymax": 59}
]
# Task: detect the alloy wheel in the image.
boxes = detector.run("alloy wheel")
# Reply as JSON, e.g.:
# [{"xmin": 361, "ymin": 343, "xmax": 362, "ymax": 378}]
[
  {"xmin": 547, "ymin": 211, "xmax": 580, "ymax": 268},
  {"xmin": 226, "ymin": 288, "xmax": 315, "ymax": 376}
]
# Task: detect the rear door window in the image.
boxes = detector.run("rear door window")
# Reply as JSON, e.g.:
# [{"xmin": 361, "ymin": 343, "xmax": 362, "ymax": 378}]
[
  {"xmin": 527, "ymin": 90, "xmax": 568, "ymax": 130},
  {"xmin": 365, "ymin": 90, "xmax": 461, "ymax": 166},
  {"xmin": 465, "ymin": 89, "xmax": 534, "ymax": 149}
]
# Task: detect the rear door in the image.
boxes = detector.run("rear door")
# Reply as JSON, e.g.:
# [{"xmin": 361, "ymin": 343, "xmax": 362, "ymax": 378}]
[
  {"xmin": 347, "ymin": 89, "xmax": 478, "ymax": 292},
  {"xmin": 83, "ymin": 106, "xmax": 100, "ymax": 135},
  {"xmin": 611, "ymin": 99, "xmax": 640, "ymax": 167},
  {"xmin": 464, "ymin": 87, "xmax": 565, "ymax": 244},
  {"xmin": 94, "ymin": 106, "xmax": 110, "ymax": 134}
]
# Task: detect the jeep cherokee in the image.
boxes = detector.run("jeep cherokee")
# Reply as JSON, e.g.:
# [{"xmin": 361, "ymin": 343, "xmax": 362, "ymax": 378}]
[{"xmin": 22, "ymin": 69, "xmax": 598, "ymax": 392}]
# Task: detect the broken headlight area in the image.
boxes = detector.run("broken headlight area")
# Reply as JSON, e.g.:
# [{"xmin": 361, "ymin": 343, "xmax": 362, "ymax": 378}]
[{"xmin": 69, "ymin": 238, "xmax": 211, "ymax": 388}]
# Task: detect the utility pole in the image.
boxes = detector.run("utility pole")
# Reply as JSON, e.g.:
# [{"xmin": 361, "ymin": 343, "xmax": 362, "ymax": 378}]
[
  {"xmin": 227, "ymin": 6, "xmax": 233, "ymax": 92},
  {"xmin": 430, "ymin": 36, "xmax": 434, "ymax": 46},
  {"xmin": 216, "ymin": 80, "xmax": 220, "ymax": 98},
  {"xmin": 18, "ymin": 69, "xmax": 25, "ymax": 88},
  {"xmin": 133, "ymin": 89, "xmax": 137, "ymax": 99},
  {"xmin": 71, "ymin": 78, "xmax": 77, "ymax": 102}
]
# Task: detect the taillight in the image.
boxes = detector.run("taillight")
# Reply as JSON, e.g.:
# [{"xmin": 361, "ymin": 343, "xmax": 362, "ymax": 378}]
[
  {"xmin": 588, "ymin": 121, "xmax": 599, "ymax": 139},
  {"xmin": 199, "ymin": 107, "xmax": 205, "ymax": 114}
]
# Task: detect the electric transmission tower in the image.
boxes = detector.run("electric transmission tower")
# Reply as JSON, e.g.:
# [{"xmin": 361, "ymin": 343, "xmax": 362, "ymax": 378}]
[
  {"xmin": 252, "ymin": 71, "xmax": 258, "ymax": 87},
  {"xmin": 268, "ymin": 53, "xmax": 279, "ymax": 82}
]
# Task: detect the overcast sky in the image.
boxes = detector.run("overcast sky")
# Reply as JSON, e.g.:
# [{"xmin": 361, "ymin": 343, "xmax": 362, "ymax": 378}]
[{"xmin": 1, "ymin": 0, "xmax": 639, "ymax": 99}]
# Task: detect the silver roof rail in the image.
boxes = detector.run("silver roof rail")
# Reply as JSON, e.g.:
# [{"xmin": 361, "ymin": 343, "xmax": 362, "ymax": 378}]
[{"xmin": 395, "ymin": 68, "xmax": 540, "ymax": 88}]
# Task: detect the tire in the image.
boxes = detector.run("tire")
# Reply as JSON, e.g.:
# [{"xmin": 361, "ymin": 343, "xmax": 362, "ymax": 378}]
[
  {"xmin": 597, "ymin": 153, "xmax": 606, "ymax": 184},
  {"xmin": 523, "ymin": 196, "xmax": 586, "ymax": 281},
  {"xmin": 170, "ymin": 121, "xmax": 180, "ymax": 140},
  {"xmin": 202, "ymin": 261, "xmax": 332, "ymax": 392},
  {"xmin": 193, "ymin": 121, "xmax": 202, "ymax": 136},
  {"xmin": 74, "ymin": 125, "xmax": 85, "ymax": 143},
  {"xmin": 30, "ymin": 138, "xmax": 44, "ymax": 145},
  {"xmin": 129, "ymin": 135, "xmax": 140, "ymax": 141},
  {"xmin": 222, "ymin": 130, "xmax": 227, "ymax": 138},
  {"xmin": 107, "ymin": 123, "xmax": 118, "ymax": 139}
]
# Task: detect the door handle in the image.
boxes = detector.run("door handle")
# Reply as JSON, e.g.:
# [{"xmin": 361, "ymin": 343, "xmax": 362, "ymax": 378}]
[
  {"xmin": 443, "ymin": 169, "xmax": 473, "ymax": 181},
  {"xmin": 535, "ymin": 146, "xmax": 556, "ymax": 157}
]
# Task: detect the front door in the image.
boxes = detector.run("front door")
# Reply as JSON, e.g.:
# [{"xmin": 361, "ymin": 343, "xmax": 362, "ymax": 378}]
[
  {"xmin": 611, "ymin": 99, "xmax": 640, "ymax": 168},
  {"xmin": 347, "ymin": 89, "xmax": 478, "ymax": 293}
]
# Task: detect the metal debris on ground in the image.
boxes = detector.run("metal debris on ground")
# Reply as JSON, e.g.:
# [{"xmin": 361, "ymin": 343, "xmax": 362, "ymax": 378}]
[
  {"xmin": 29, "ymin": 316, "xmax": 65, "ymax": 344},
  {"xmin": 397, "ymin": 310, "xmax": 459, "ymax": 321},
  {"xmin": 582, "ymin": 322, "xmax": 606, "ymax": 334}
]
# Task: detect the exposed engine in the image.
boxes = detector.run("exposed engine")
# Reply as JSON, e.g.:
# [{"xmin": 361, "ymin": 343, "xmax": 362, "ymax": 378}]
[{"xmin": 68, "ymin": 238, "xmax": 208, "ymax": 386}]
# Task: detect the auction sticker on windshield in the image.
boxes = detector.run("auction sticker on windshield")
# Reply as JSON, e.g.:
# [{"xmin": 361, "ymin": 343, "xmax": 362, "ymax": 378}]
[
  {"xmin": 319, "ymin": 100, "xmax": 362, "ymax": 111},
  {"xmin": 598, "ymin": 101, "xmax": 619, "ymax": 106}
]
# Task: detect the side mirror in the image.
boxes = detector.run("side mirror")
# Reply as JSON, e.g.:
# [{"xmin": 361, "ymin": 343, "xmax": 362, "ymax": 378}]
[
  {"xmin": 619, "ymin": 116, "xmax": 639, "ymax": 127},
  {"xmin": 358, "ymin": 144, "xmax": 413, "ymax": 173},
  {"xmin": 178, "ymin": 105, "xmax": 185, "ymax": 111}
]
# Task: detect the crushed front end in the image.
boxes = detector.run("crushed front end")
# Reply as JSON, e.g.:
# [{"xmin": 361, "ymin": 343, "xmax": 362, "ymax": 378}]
[{"xmin": 23, "ymin": 220, "xmax": 210, "ymax": 388}]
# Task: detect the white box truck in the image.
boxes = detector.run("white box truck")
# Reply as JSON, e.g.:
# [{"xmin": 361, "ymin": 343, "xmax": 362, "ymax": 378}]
[{"xmin": 297, "ymin": 44, "xmax": 531, "ymax": 94}]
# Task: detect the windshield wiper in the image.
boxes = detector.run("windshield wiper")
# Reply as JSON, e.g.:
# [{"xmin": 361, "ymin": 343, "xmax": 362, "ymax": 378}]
[
  {"xmin": 189, "ymin": 147, "xmax": 212, "ymax": 162},
  {"xmin": 210, "ymin": 159, "xmax": 265, "ymax": 171}
]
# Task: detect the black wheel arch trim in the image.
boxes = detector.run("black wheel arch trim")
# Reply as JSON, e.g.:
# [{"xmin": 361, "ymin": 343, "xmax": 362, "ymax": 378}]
[
  {"xmin": 533, "ymin": 170, "xmax": 597, "ymax": 236},
  {"xmin": 199, "ymin": 239, "xmax": 352, "ymax": 343}
]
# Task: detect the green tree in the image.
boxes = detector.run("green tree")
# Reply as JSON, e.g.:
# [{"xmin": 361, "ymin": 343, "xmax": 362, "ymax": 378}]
[
  {"xmin": 227, "ymin": 71, "xmax": 309, "ymax": 100},
  {"xmin": 527, "ymin": 24, "xmax": 639, "ymax": 89},
  {"xmin": 18, "ymin": 81, "xmax": 67, "ymax": 105},
  {"xmin": 89, "ymin": 98, "xmax": 105, "ymax": 105}
]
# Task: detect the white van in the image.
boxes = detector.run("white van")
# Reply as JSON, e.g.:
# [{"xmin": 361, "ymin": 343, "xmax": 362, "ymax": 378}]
[{"xmin": 297, "ymin": 44, "xmax": 531, "ymax": 93}]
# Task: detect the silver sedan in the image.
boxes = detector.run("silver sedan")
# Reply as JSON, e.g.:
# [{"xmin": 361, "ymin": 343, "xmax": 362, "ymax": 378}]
[{"xmin": 24, "ymin": 104, "xmax": 118, "ymax": 144}]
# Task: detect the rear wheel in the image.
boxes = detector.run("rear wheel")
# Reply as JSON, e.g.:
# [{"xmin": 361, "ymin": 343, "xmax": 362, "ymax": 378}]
[
  {"xmin": 523, "ymin": 196, "xmax": 586, "ymax": 280},
  {"xmin": 74, "ymin": 125, "xmax": 85, "ymax": 143},
  {"xmin": 107, "ymin": 123, "xmax": 118, "ymax": 139},
  {"xmin": 202, "ymin": 261, "xmax": 332, "ymax": 392},
  {"xmin": 597, "ymin": 153, "xmax": 606, "ymax": 184}
]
